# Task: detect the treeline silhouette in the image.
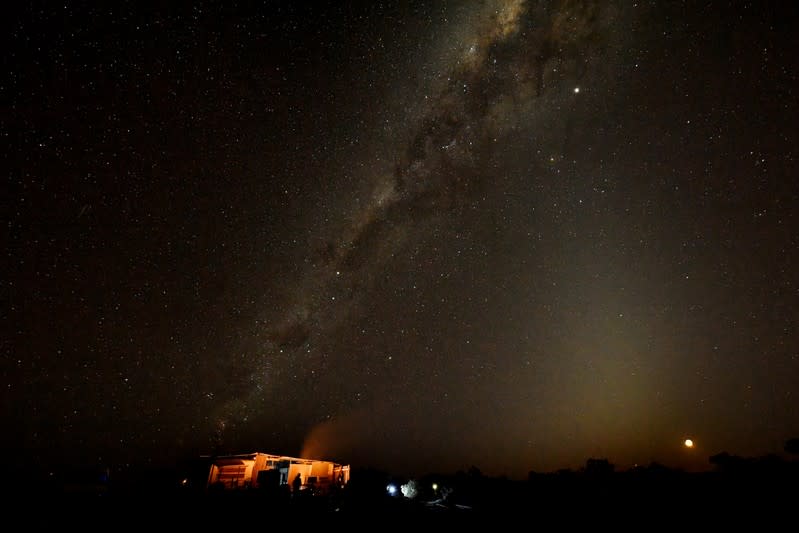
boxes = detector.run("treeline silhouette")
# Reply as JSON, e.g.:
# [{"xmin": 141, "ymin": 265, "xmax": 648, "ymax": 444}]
[{"xmin": 10, "ymin": 438, "xmax": 799, "ymax": 526}]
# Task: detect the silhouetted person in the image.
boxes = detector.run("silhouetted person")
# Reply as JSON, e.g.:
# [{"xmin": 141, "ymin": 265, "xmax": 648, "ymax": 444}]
[{"xmin": 292, "ymin": 472, "xmax": 302, "ymax": 494}]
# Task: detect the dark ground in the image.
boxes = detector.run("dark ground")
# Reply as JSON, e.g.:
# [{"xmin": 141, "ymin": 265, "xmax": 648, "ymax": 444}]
[{"xmin": 7, "ymin": 458, "xmax": 798, "ymax": 529}]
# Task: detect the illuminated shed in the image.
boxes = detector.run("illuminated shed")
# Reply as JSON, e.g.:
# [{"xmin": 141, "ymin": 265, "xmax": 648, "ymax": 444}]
[{"xmin": 205, "ymin": 452, "xmax": 350, "ymax": 494}]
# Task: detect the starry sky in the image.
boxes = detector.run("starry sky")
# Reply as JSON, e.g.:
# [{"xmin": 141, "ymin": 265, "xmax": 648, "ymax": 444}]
[{"xmin": 5, "ymin": 1, "xmax": 799, "ymax": 480}]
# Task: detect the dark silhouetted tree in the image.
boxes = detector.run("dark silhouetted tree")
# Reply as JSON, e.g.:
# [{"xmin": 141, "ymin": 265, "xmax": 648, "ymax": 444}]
[
  {"xmin": 584, "ymin": 458, "xmax": 615, "ymax": 476},
  {"xmin": 467, "ymin": 465, "xmax": 483, "ymax": 479},
  {"xmin": 709, "ymin": 451, "xmax": 731, "ymax": 470},
  {"xmin": 785, "ymin": 438, "xmax": 799, "ymax": 456},
  {"xmin": 710, "ymin": 451, "xmax": 752, "ymax": 474}
]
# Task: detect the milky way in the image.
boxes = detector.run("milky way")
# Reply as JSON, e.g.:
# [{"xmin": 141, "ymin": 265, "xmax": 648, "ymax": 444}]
[{"xmin": 211, "ymin": 0, "xmax": 626, "ymax": 456}]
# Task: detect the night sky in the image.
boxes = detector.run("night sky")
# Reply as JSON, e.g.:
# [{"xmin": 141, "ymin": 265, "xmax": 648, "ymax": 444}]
[{"xmin": 6, "ymin": 1, "xmax": 799, "ymax": 480}]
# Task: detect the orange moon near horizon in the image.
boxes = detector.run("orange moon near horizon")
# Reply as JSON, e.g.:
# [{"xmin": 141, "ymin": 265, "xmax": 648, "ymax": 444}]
[{"xmin": 684, "ymin": 439, "xmax": 694, "ymax": 448}]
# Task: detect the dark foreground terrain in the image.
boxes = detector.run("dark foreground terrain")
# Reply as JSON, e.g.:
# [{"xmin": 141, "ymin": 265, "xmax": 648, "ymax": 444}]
[{"xmin": 8, "ymin": 459, "xmax": 798, "ymax": 529}]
